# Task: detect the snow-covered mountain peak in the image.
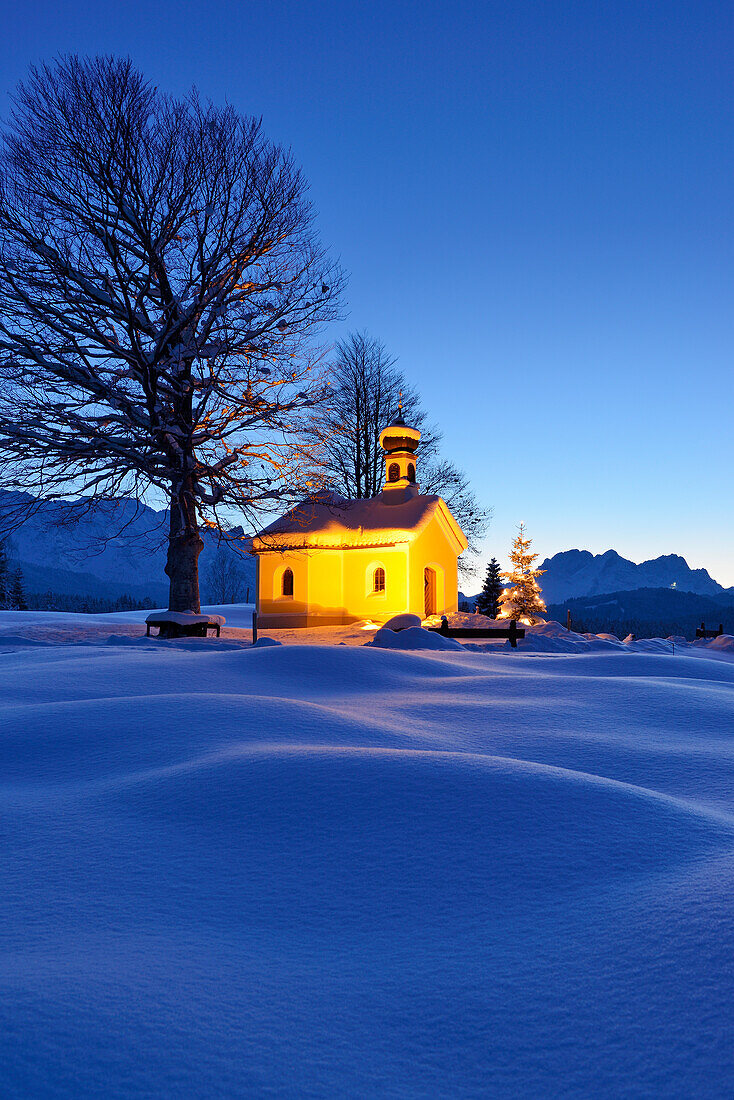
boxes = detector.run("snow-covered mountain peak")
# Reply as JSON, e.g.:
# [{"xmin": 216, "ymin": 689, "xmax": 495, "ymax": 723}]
[{"xmin": 538, "ymin": 548, "xmax": 725, "ymax": 604}]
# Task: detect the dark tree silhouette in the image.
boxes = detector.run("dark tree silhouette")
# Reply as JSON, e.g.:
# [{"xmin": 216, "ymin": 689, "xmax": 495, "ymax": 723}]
[
  {"xmin": 315, "ymin": 331, "xmax": 490, "ymax": 575},
  {"xmin": 10, "ymin": 567, "xmax": 27, "ymax": 610},
  {"xmin": 0, "ymin": 540, "xmax": 8, "ymax": 607},
  {"xmin": 205, "ymin": 545, "xmax": 250, "ymax": 605},
  {"xmin": 0, "ymin": 56, "xmax": 344, "ymax": 612},
  {"xmin": 476, "ymin": 557, "xmax": 503, "ymax": 618}
]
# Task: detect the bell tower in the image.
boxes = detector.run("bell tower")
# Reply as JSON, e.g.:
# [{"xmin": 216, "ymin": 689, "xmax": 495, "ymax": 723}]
[{"xmin": 379, "ymin": 399, "xmax": 421, "ymax": 497}]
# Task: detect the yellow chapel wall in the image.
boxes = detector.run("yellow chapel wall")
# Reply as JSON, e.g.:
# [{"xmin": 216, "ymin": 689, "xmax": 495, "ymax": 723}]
[
  {"xmin": 407, "ymin": 519, "xmax": 461, "ymax": 618},
  {"xmin": 256, "ymin": 549, "xmax": 311, "ymax": 627},
  {"xmin": 341, "ymin": 545, "xmax": 409, "ymax": 623},
  {"xmin": 256, "ymin": 544, "xmax": 411, "ymax": 626},
  {"xmin": 256, "ymin": 526, "xmax": 460, "ymax": 627},
  {"xmin": 303, "ymin": 547, "xmax": 348, "ymax": 623}
]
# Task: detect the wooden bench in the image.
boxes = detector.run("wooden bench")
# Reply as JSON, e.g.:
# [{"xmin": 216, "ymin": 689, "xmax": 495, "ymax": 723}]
[
  {"xmin": 145, "ymin": 613, "xmax": 224, "ymax": 638},
  {"xmin": 695, "ymin": 622, "xmax": 724, "ymax": 639},
  {"xmin": 427, "ymin": 616, "xmax": 526, "ymax": 648}
]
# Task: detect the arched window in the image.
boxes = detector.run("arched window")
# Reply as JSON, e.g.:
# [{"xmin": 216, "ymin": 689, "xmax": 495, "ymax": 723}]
[
  {"xmin": 407, "ymin": 462, "xmax": 416, "ymax": 483},
  {"xmin": 281, "ymin": 567, "xmax": 294, "ymax": 597},
  {"xmin": 373, "ymin": 567, "xmax": 386, "ymax": 593},
  {"xmin": 388, "ymin": 461, "xmax": 400, "ymax": 482}
]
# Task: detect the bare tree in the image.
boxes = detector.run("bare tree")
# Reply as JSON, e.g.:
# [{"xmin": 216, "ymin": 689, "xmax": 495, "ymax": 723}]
[
  {"xmin": 420, "ymin": 458, "xmax": 490, "ymax": 577},
  {"xmin": 205, "ymin": 545, "xmax": 250, "ymax": 605},
  {"xmin": 316, "ymin": 332, "xmax": 440, "ymax": 499},
  {"xmin": 315, "ymin": 332, "xmax": 490, "ymax": 575},
  {"xmin": 0, "ymin": 56, "xmax": 344, "ymax": 612}
]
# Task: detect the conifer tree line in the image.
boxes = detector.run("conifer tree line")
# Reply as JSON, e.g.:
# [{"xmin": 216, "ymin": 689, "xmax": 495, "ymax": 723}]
[
  {"xmin": 0, "ymin": 541, "xmax": 27, "ymax": 610},
  {"xmin": 24, "ymin": 590, "xmax": 155, "ymax": 614}
]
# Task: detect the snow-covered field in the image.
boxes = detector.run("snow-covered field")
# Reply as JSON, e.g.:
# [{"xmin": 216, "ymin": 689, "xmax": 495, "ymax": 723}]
[{"xmin": 2, "ymin": 609, "xmax": 734, "ymax": 1097}]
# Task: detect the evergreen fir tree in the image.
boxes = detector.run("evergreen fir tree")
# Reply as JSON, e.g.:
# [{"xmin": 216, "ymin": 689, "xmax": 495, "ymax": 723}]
[
  {"xmin": 498, "ymin": 524, "xmax": 547, "ymax": 624},
  {"xmin": 0, "ymin": 541, "xmax": 9, "ymax": 608},
  {"xmin": 10, "ymin": 567, "xmax": 27, "ymax": 611},
  {"xmin": 476, "ymin": 558, "xmax": 503, "ymax": 618}
]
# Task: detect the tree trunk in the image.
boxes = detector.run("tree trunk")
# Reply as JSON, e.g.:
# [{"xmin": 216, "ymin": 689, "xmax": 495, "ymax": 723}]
[{"xmin": 165, "ymin": 479, "xmax": 204, "ymax": 613}]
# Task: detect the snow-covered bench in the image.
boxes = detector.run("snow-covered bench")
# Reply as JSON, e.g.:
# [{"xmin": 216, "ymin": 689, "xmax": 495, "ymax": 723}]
[
  {"xmin": 427, "ymin": 616, "xmax": 525, "ymax": 648},
  {"xmin": 145, "ymin": 611, "xmax": 225, "ymax": 639}
]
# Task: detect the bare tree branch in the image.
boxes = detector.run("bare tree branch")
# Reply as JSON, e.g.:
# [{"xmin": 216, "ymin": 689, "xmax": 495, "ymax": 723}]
[
  {"xmin": 311, "ymin": 331, "xmax": 490, "ymax": 577},
  {"xmin": 0, "ymin": 56, "xmax": 345, "ymax": 611}
]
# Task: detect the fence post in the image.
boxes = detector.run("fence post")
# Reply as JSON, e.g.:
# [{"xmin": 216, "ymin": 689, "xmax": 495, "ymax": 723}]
[
  {"xmin": 566, "ymin": 609, "xmax": 572, "ymax": 632},
  {"xmin": 509, "ymin": 620, "xmax": 518, "ymax": 648},
  {"xmin": 719, "ymin": 623, "xmax": 724, "ymax": 636},
  {"xmin": 252, "ymin": 610, "xmax": 258, "ymax": 645}
]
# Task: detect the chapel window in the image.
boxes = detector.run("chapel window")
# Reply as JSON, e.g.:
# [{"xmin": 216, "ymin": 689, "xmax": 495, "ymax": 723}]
[
  {"xmin": 373, "ymin": 567, "xmax": 386, "ymax": 593},
  {"xmin": 407, "ymin": 462, "xmax": 416, "ymax": 483},
  {"xmin": 388, "ymin": 462, "xmax": 400, "ymax": 482},
  {"xmin": 282, "ymin": 567, "xmax": 294, "ymax": 597}
]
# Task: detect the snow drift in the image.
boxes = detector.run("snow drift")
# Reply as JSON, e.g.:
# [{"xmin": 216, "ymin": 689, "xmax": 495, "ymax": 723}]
[{"xmin": 0, "ymin": 618, "xmax": 733, "ymax": 1096}]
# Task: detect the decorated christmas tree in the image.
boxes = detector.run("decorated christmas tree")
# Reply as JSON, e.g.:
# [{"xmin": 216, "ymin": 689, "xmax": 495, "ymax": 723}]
[
  {"xmin": 498, "ymin": 524, "xmax": 547, "ymax": 624},
  {"xmin": 476, "ymin": 558, "xmax": 503, "ymax": 618}
]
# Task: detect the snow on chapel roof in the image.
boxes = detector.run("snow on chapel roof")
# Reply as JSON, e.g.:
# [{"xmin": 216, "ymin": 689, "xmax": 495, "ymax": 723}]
[{"xmin": 252, "ymin": 489, "xmax": 467, "ymax": 552}]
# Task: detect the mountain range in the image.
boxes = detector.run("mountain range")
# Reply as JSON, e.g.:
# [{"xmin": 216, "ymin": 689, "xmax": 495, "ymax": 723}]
[
  {"xmin": 0, "ymin": 490, "xmax": 255, "ymax": 605},
  {"xmin": 537, "ymin": 548, "xmax": 731, "ymax": 604}
]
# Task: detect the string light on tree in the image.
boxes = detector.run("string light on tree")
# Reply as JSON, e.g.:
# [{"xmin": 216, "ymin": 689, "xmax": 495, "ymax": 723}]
[{"xmin": 498, "ymin": 523, "xmax": 547, "ymax": 625}]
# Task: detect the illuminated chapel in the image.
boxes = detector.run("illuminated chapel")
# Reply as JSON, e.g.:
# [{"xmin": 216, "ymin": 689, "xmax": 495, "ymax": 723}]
[{"xmin": 251, "ymin": 414, "xmax": 468, "ymax": 627}]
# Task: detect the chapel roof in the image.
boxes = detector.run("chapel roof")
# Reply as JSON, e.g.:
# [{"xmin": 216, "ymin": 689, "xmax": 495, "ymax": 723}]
[{"xmin": 252, "ymin": 489, "xmax": 467, "ymax": 552}]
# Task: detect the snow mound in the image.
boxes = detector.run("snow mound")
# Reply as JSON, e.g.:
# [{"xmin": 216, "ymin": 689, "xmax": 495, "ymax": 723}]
[
  {"xmin": 382, "ymin": 612, "xmax": 423, "ymax": 631},
  {"xmin": 427, "ymin": 611, "xmax": 506, "ymax": 629},
  {"xmin": 697, "ymin": 633, "xmax": 734, "ymax": 653},
  {"xmin": 368, "ymin": 625, "xmax": 464, "ymax": 650},
  {"xmin": 0, "ymin": 634, "xmax": 52, "ymax": 648},
  {"xmin": 526, "ymin": 620, "xmax": 572, "ymax": 638},
  {"xmin": 512, "ymin": 621, "xmax": 624, "ymax": 653},
  {"xmin": 626, "ymin": 637, "xmax": 676, "ymax": 653}
]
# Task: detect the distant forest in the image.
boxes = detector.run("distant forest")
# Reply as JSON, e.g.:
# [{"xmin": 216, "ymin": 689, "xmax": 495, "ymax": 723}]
[
  {"xmin": 26, "ymin": 591, "xmax": 156, "ymax": 614},
  {"xmin": 547, "ymin": 588, "xmax": 734, "ymax": 641}
]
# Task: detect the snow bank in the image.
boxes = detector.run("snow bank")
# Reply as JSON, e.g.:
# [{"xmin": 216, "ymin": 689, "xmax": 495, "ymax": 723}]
[
  {"xmin": 426, "ymin": 610, "xmax": 503, "ymax": 629},
  {"xmin": 368, "ymin": 625, "xmax": 464, "ymax": 650},
  {"xmin": 696, "ymin": 632, "xmax": 734, "ymax": 653},
  {"xmin": 2, "ymin": 609, "xmax": 733, "ymax": 666},
  {"xmin": 508, "ymin": 621, "xmax": 723, "ymax": 658}
]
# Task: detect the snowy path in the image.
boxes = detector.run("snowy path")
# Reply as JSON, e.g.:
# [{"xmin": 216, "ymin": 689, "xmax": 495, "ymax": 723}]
[{"xmin": 1, "ymin": 618, "xmax": 733, "ymax": 1096}]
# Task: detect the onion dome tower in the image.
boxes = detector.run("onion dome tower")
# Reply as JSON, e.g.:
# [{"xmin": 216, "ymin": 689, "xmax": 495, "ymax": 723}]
[{"xmin": 378, "ymin": 398, "xmax": 421, "ymax": 499}]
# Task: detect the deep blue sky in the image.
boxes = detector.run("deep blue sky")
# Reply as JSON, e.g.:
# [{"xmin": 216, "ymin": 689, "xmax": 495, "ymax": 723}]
[{"xmin": 2, "ymin": 0, "xmax": 733, "ymax": 583}]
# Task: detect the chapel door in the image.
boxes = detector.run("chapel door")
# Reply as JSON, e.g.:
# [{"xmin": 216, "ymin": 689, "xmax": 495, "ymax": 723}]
[{"xmin": 424, "ymin": 567, "xmax": 436, "ymax": 617}]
